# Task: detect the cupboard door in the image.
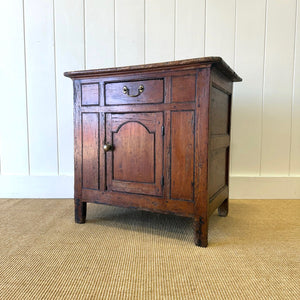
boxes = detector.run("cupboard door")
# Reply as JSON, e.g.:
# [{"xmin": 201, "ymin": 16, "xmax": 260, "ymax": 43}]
[{"xmin": 105, "ymin": 112, "xmax": 163, "ymax": 196}]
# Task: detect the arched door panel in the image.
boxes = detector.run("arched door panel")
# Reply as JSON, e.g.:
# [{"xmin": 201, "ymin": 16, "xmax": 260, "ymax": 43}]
[{"xmin": 105, "ymin": 112, "xmax": 163, "ymax": 196}]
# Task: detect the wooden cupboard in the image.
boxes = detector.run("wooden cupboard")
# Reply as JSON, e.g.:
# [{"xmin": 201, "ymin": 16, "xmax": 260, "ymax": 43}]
[{"xmin": 64, "ymin": 57, "xmax": 242, "ymax": 246}]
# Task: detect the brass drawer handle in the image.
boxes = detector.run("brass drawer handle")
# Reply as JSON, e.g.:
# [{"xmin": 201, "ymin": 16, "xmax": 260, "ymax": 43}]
[{"xmin": 123, "ymin": 85, "xmax": 144, "ymax": 98}]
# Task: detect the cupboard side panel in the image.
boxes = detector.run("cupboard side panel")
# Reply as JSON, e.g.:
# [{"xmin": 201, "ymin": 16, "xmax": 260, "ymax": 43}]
[
  {"xmin": 208, "ymin": 148, "xmax": 229, "ymax": 199},
  {"xmin": 209, "ymin": 87, "xmax": 231, "ymax": 135},
  {"xmin": 208, "ymin": 86, "xmax": 231, "ymax": 201},
  {"xmin": 170, "ymin": 111, "xmax": 194, "ymax": 201}
]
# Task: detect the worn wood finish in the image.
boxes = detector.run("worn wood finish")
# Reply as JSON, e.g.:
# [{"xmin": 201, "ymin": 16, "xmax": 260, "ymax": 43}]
[
  {"xmin": 170, "ymin": 111, "xmax": 194, "ymax": 201},
  {"xmin": 208, "ymin": 186, "xmax": 229, "ymax": 216},
  {"xmin": 80, "ymin": 102, "xmax": 196, "ymax": 113},
  {"xmin": 208, "ymin": 79, "xmax": 232, "ymax": 210},
  {"xmin": 107, "ymin": 112, "xmax": 163, "ymax": 196},
  {"xmin": 82, "ymin": 113, "xmax": 99, "ymax": 190},
  {"xmin": 209, "ymin": 87, "xmax": 231, "ymax": 135},
  {"xmin": 65, "ymin": 57, "xmax": 241, "ymax": 247},
  {"xmin": 81, "ymin": 83, "xmax": 100, "ymax": 106},
  {"xmin": 218, "ymin": 198, "xmax": 229, "ymax": 217},
  {"xmin": 64, "ymin": 57, "xmax": 242, "ymax": 81},
  {"xmin": 113, "ymin": 122, "xmax": 154, "ymax": 183},
  {"xmin": 74, "ymin": 81, "xmax": 84, "ymax": 221},
  {"xmin": 82, "ymin": 189, "xmax": 195, "ymax": 217},
  {"xmin": 105, "ymin": 79, "xmax": 164, "ymax": 105},
  {"xmin": 208, "ymin": 147, "xmax": 229, "ymax": 199},
  {"xmin": 193, "ymin": 68, "xmax": 211, "ymax": 247},
  {"xmin": 171, "ymin": 75, "xmax": 196, "ymax": 102},
  {"xmin": 211, "ymin": 67, "xmax": 233, "ymax": 94}
]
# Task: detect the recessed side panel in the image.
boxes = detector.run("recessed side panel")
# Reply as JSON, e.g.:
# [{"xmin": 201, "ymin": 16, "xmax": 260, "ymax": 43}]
[
  {"xmin": 82, "ymin": 113, "xmax": 99, "ymax": 189},
  {"xmin": 208, "ymin": 147, "xmax": 229, "ymax": 199},
  {"xmin": 170, "ymin": 111, "xmax": 194, "ymax": 201},
  {"xmin": 171, "ymin": 75, "xmax": 196, "ymax": 102},
  {"xmin": 210, "ymin": 87, "xmax": 230, "ymax": 135},
  {"xmin": 81, "ymin": 83, "xmax": 100, "ymax": 106}
]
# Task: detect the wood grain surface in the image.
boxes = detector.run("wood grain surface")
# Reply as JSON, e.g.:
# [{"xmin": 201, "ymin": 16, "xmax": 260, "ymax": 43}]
[{"xmin": 67, "ymin": 58, "xmax": 241, "ymax": 247}]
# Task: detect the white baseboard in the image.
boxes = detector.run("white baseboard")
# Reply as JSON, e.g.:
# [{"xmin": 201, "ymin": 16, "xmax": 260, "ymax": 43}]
[
  {"xmin": 229, "ymin": 176, "xmax": 300, "ymax": 199},
  {"xmin": 0, "ymin": 175, "xmax": 299, "ymax": 199},
  {"xmin": 0, "ymin": 175, "xmax": 73, "ymax": 198}
]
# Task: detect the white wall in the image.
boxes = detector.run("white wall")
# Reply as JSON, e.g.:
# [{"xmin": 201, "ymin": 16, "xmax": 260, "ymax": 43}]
[{"xmin": 0, "ymin": 0, "xmax": 299, "ymax": 199}]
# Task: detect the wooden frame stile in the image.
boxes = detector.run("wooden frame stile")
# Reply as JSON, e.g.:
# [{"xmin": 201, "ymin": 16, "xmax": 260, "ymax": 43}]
[
  {"xmin": 74, "ymin": 79, "xmax": 86, "ymax": 223},
  {"xmin": 193, "ymin": 67, "xmax": 211, "ymax": 247},
  {"xmin": 162, "ymin": 75, "xmax": 171, "ymax": 207}
]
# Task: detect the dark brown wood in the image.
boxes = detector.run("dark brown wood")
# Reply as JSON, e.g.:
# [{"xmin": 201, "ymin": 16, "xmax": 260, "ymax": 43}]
[
  {"xmin": 79, "ymin": 102, "xmax": 196, "ymax": 113},
  {"xmin": 218, "ymin": 198, "xmax": 229, "ymax": 217},
  {"xmin": 75, "ymin": 198, "xmax": 86, "ymax": 223},
  {"xmin": 105, "ymin": 79, "xmax": 164, "ymax": 105},
  {"xmin": 171, "ymin": 75, "xmax": 196, "ymax": 102},
  {"xmin": 208, "ymin": 147, "xmax": 228, "ymax": 199},
  {"xmin": 82, "ymin": 113, "xmax": 99, "ymax": 190},
  {"xmin": 65, "ymin": 57, "xmax": 241, "ymax": 247},
  {"xmin": 170, "ymin": 111, "xmax": 194, "ymax": 201},
  {"xmin": 164, "ymin": 110, "xmax": 171, "ymax": 200},
  {"xmin": 99, "ymin": 112, "xmax": 106, "ymax": 191},
  {"xmin": 208, "ymin": 77, "xmax": 232, "ymax": 219},
  {"xmin": 113, "ymin": 122, "xmax": 154, "ymax": 183},
  {"xmin": 106, "ymin": 112, "xmax": 163, "ymax": 196},
  {"xmin": 209, "ymin": 87, "xmax": 231, "ymax": 135},
  {"xmin": 82, "ymin": 189, "xmax": 194, "ymax": 217},
  {"xmin": 74, "ymin": 81, "xmax": 83, "ymax": 202},
  {"xmin": 81, "ymin": 83, "xmax": 100, "ymax": 106},
  {"xmin": 211, "ymin": 67, "xmax": 233, "ymax": 95},
  {"xmin": 193, "ymin": 68, "xmax": 211, "ymax": 247},
  {"xmin": 208, "ymin": 186, "xmax": 229, "ymax": 216},
  {"xmin": 64, "ymin": 56, "xmax": 242, "ymax": 82},
  {"xmin": 209, "ymin": 135, "xmax": 230, "ymax": 150}
]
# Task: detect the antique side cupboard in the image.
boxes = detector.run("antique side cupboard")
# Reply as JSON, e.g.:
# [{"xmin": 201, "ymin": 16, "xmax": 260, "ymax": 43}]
[{"xmin": 64, "ymin": 57, "xmax": 242, "ymax": 247}]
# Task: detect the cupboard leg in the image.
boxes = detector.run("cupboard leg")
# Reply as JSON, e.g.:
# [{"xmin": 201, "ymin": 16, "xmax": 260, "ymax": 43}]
[
  {"xmin": 218, "ymin": 198, "xmax": 228, "ymax": 217},
  {"xmin": 193, "ymin": 216, "xmax": 208, "ymax": 247},
  {"xmin": 75, "ymin": 199, "xmax": 86, "ymax": 224}
]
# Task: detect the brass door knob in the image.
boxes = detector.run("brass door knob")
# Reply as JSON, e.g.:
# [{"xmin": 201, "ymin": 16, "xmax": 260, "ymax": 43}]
[{"xmin": 103, "ymin": 143, "xmax": 113, "ymax": 152}]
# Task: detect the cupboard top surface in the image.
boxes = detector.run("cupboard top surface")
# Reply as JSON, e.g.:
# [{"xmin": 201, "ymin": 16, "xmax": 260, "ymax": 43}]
[{"xmin": 64, "ymin": 56, "xmax": 242, "ymax": 82}]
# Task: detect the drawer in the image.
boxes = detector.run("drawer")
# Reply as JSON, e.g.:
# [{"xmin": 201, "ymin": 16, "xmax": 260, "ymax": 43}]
[{"xmin": 105, "ymin": 79, "xmax": 164, "ymax": 105}]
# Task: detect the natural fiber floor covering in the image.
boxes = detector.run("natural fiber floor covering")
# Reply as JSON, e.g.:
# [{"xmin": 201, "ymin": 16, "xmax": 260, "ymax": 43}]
[{"xmin": 0, "ymin": 199, "xmax": 299, "ymax": 299}]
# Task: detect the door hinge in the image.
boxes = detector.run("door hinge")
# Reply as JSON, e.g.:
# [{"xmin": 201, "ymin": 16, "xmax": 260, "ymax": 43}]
[
  {"xmin": 161, "ymin": 176, "xmax": 164, "ymax": 186},
  {"xmin": 161, "ymin": 125, "xmax": 165, "ymax": 136}
]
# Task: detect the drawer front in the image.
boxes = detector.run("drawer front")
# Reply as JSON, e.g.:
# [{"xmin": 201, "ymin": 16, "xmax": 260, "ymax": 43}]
[{"xmin": 105, "ymin": 79, "xmax": 164, "ymax": 105}]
